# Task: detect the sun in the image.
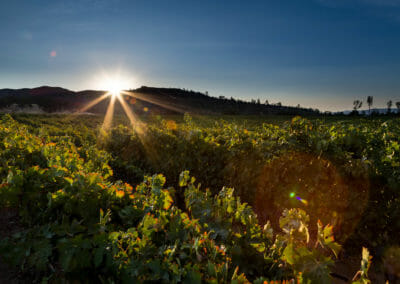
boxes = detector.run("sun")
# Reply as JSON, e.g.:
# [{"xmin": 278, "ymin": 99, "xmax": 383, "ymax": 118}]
[
  {"xmin": 95, "ymin": 73, "xmax": 134, "ymax": 97},
  {"xmin": 104, "ymin": 78, "xmax": 126, "ymax": 96},
  {"xmin": 78, "ymin": 70, "xmax": 146, "ymax": 131},
  {"xmin": 108, "ymin": 83, "xmax": 123, "ymax": 96}
]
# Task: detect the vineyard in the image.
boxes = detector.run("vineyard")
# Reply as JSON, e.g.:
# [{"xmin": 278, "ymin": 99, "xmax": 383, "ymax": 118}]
[{"xmin": 0, "ymin": 113, "xmax": 399, "ymax": 283}]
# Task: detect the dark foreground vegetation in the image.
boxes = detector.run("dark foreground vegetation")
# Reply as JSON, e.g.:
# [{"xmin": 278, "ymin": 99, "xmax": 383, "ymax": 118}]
[{"xmin": 0, "ymin": 113, "xmax": 399, "ymax": 283}]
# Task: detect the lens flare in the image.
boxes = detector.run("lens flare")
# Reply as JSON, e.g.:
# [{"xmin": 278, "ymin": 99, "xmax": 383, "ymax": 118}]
[
  {"xmin": 295, "ymin": 196, "xmax": 308, "ymax": 206},
  {"xmin": 255, "ymin": 152, "xmax": 369, "ymax": 245},
  {"xmin": 290, "ymin": 192, "xmax": 308, "ymax": 206}
]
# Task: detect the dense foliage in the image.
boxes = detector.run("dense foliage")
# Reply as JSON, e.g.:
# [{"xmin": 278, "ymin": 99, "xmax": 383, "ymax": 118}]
[
  {"xmin": 103, "ymin": 115, "xmax": 399, "ymax": 251},
  {"xmin": 0, "ymin": 113, "xmax": 398, "ymax": 282}
]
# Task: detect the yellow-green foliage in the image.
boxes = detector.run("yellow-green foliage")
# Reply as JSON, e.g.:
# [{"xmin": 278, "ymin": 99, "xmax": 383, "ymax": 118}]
[{"xmin": 1, "ymin": 113, "xmax": 397, "ymax": 282}]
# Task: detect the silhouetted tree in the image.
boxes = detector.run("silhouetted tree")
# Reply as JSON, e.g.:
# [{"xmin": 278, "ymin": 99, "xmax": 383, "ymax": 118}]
[
  {"xmin": 265, "ymin": 99, "xmax": 269, "ymax": 105},
  {"xmin": 367, "ymin": 96, "xmax": 373, "ymax": 115},
  {"xmin": 387, "ymin": 100, "xmax": 393, "ymax": 114},
  {"xmin": 353, "ymin": 100, "xmax": 362, "ymax": 114},
  {"xmin": 257, "ymin": 99, "xmax": 260, "ymax": 104},
  {"xmin": 276, "ymin": 102, "xmax": 282, "ymax": 107},
  {"xmin": 396, "ymin": 101, "xmax": 400, "ymax": 114}
]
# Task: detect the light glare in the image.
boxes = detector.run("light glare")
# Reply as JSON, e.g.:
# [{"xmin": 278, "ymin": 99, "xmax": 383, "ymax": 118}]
[{"xmin": 105, "ymin": 79, "xmax": 126, "ymax": 96}]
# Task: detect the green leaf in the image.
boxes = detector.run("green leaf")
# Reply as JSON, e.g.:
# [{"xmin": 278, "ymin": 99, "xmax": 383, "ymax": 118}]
[
  {"xmin": 64, "ymin": 177, "xmax": 73, "ymax": 185},
  {"xmin": 94, "ymin": 247, "xmax": 104, "ymax": 268},
  {"xmin": 184, "ymin": 269, "xmax": 202, "ymax": 284},
  {"xmin": 316, "ymin": 221, "xmax": 341, "ymax": 258},
  {"xmin": 179, "ymin": 171, "xmax": 190, "ymax": 187},
  {"xmin": 282, "ymin": 243, "xmax": 295, "ymax": 265}
]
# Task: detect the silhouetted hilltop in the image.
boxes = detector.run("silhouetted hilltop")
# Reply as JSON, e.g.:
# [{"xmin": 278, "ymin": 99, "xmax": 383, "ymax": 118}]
[
  {"xmin": 0, "ymin": 87, "xmax": 105, "ymax": 113},
  {"xmin": 0, "ymin": 86, "xmax": 73, "ymax": 96},
  {"xmin": 0, "ymin": 86, "xmax": 320, "ymax": 115}
]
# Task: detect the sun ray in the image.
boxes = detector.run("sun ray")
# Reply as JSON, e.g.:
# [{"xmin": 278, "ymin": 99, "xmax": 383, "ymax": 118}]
[
  {"xmin": 102, "ymin": 93, "xmax": 117, "ymax": 131},
  {"xmin": 116, "ymin": 94, "xmax": 138, "ymax": 127},
  {"xmin": 62, "ymin": 92, "xmax": 110, "ymax": 123},
  {"xmin": 76, "ymin": 92, "xmax": 110, "ymax": 114},
  {"xmin": 120, "ymin": 91, "xmax": 191, "ymax": 114},
  {"xmin": 115, "ymin": 92, "xmax": 165, "ymax": 167},
  {"xmin": 116, "ymin": 94, "xmax": 147, "ymax": 134}
]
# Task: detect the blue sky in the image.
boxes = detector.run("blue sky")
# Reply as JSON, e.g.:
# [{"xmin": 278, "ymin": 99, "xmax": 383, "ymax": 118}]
[{"xmin": 1, "ymin": 0, "xmax": 400, "ymax": 111}]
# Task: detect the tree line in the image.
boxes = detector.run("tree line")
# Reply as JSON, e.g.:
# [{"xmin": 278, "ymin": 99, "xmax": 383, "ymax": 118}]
[{"xmin": 352, "ymin": 96, "xmax": 400, "ymax": 115}]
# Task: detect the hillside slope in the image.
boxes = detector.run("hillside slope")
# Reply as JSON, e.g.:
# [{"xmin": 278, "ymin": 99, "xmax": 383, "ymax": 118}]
[{"xmin": 0, "ymin": 86, "xmax": 319, "ymax": 115}]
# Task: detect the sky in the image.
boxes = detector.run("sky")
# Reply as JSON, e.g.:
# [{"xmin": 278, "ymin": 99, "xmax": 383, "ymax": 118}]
[{"xmin": 1, "ymin": 0, "xmax": 400, "ymax": 111}]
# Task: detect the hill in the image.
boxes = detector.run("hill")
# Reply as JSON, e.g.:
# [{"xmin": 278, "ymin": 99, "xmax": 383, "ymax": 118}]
[
  {"xmin": 0, "ymin": 86, "xmax": 320, "ymax": 115},
  {"xmin": 339, "ymin": 108, "xmax": 400, "ymax": 115}
]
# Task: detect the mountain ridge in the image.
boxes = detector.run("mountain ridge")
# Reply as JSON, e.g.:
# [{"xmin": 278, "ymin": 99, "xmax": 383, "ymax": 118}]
[{"xmin": 0, "ymin": 86, "xmax": 320, "ymax": 116}]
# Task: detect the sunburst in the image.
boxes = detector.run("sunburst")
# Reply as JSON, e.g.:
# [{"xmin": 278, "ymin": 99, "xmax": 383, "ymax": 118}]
[
  {"xmin": 76, "ymin": 74, "xmax": 135, "ymax": 131},
  {"xmin": 74, "ymin": 73, "xmax": 190, "ymax": 132}
]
